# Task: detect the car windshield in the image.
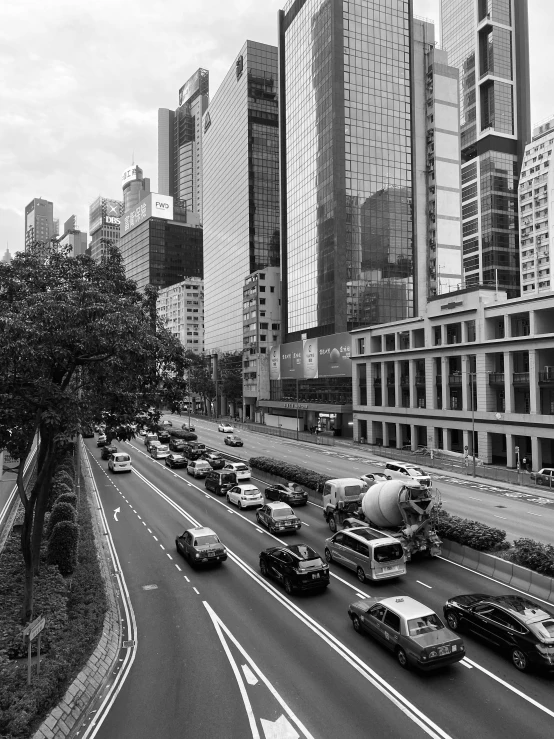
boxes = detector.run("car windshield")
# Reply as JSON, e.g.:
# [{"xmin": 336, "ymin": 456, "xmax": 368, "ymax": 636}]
[
  {"xmin": 288, "ymin": 544, "xmax": 319, "ymax": 561},
  {"xmin": 221, "ymin": 474, "xmax": 235, "ymax": 483},
  {"xmin": 244, "ymin": 489, "xmax": 260, "ymax": 497},
  {"xmin": 273, "ymin": 508, "xmax": 294, "ymax": 518},
  {"xmin": 157, "ymin": 445, "xmax": 169, "ymax": 452},
  {"xmin": 115, "ymin": 454, "xmax": 130, "ymax": 462},
  {"xmin": 407, "ymin": 467, "xmax": 424, "ymax": 477},
  {"xmin": 288, "ymin": 484, "xmax": 303, "ymax": 493},
  {"xmin": 407, "ymin": 614, "xmax": 445, "ymax": 636},
  {"xmin": 532, "ymin": 619, "xmax": 554, "ymax": 642},
  {"xmin": 194, "ymin": 535, "xmax": 220, "ymax": 546},
  {"xmin": 344, "ymin": 485, "xmax": 362, "ymax": 498},
  {"xmin": 374, "ymin": 543, "xmax": 404, "ymax": 562},
  {"xmin": 235, "ymin": 465, "xmax": 249, "ymax": 471}
]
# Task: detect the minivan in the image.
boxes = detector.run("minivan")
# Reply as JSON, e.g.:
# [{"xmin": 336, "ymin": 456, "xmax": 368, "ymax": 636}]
[
  {"xmin": 187, "ymin": 459, "xmax": 212, "ymax": 478},
  {"xmin": 385, "ymin": 462, "xmax": 431, "ymax": 488},
  {"xmin": 205, "ymin": 470, "xmax": 237, "ymax": 495},
  {"xmin": 324, "ymin": 527, "xmax": 406, "ymax": 583}
]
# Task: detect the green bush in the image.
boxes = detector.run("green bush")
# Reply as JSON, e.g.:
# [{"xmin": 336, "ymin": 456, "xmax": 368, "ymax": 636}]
[
  {"xmin": 169, "ymin": 429, "xmax": 197, "ymax": 441},
  {"xmin": 436, "ymin": 510, "xmax": 508, "ymax": 551},
  {"xmin": 53, "ymin": 469, "xmax": 73, "ymax": 489},
  {"xmin": 249, "ymin": 456, "xmax": 331, "ymax": 491},
  {"xmin": 47, "ymin": 480, "xmax": 72, "ymax": 511},
  {"xmin": 46, "ymin": 502, "xmax": 77, "ymax": 539},
  {"xmin": 56, "ymin": 457, "xmax": 75, "ymax": 476},
  {"xmin": 509, "ymin": 538, "xmax": 554, "ymax": 577},
  {"xmin": 47, "ymin": 521, "xmax": 79, "ymax": 576},
  {"xmin": 56, "ymin": 493, "xmax": 77, "ymax": 509}
]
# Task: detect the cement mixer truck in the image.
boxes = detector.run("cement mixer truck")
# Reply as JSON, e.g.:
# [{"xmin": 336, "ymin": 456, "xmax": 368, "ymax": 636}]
[{"xmin": 322, "ymin": 477, "xmax": 441, "ymax": 560}]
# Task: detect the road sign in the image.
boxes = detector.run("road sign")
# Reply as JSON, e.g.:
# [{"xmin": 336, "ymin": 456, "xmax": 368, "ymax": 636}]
[{"xmin": 29, "ymin": 617, "xmax": 45, "ymax": 641}]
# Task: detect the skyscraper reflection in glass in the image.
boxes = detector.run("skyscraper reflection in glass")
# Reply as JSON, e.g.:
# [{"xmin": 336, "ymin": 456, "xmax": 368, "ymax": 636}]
[{"xmin": 279, "ymin": 0, "xmax": 414, "ymax": 339}]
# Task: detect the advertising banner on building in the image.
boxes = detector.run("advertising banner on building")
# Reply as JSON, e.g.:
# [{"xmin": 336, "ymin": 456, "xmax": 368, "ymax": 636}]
[
  {"xmin": 121, "ymin": 193, "xmax": 174, "ymax": 236},
  {"xmin": 302, "ymin": 339, "xmax": 319, "ymax": 378},
  {"xmin": 280, "ymin": 341, "xmax": 303, "ymax": 379},
  {"xmin": 122, "ymin": 166, "xmax": 140, "ymax": 186},
  {"xmin": 317, "ymin": 332, "xmax": 352, "ymax": 377},
  {"xmin": 179, "ymin": 70, "xmax": 200, "ymax": 106},
  {"xmin": 269, "ymin": 346, "xmax": 280, "ymax": 380}
]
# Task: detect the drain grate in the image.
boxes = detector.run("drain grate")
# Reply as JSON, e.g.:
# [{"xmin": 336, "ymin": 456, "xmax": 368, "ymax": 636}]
[{"xmin": 122, "ymin": 640, "xmax": 135, "ymax": 648}]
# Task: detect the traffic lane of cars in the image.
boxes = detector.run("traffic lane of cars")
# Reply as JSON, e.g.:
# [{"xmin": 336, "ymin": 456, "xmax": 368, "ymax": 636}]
[
  {"xmin": 117, "ymin": 441, "xmax": 554, "ymax": 734},
  {"xmin": 88, "ymin": 441, "xmax": 440, "ymax": 739}
]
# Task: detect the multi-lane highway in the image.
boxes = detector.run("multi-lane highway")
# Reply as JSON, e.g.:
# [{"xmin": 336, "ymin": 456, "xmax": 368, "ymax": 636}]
[{"xmin": 79, "ymin": 417, "xmax": 554, "ymax": 739}]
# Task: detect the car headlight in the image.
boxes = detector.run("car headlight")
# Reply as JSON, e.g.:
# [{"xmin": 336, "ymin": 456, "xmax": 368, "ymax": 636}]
[{"xmin": 195, "ymin": 553, "xmax": 200, "ymax": 559}]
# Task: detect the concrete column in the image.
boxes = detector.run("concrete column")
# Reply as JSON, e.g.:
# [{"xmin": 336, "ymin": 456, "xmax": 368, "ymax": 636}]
[
  {"xmin": 367, "ymin": 419, "xmax": 376, "ymax": 444},
  {"xmin": 531, "ymin": 435, "xmax": 541, "ymax": 472},
  {"xmin": 411, "ymin": 424, "xmax": 417, "ymax": 451},
  {"xmin": 504, "ymin": 351, "xmax": 514, "ymax": 413},
  {"xmin": 427, "ymin": 426, "xmax": 436, "ymax": 450},
  {"xmin": 396, "ymin": 422, "xmax": 402, "ymax": 449},
  {"xmin": 529, "ymin": 309, "xmax": 536, "ymax": 336},
  {"xmin": 369, "ymin": 362, "xmax": 376, "ymax": 406},
  {"xmin": 476, "ymin": 352, "xmax": 488, "ymax": 412},
  {"xmin": 441, "ymin": 357, "xmax": 448, "ymax": 410},
  {"xmin": 529, "ymin": 349, "xmax": 538, "ymax": 414},
  {"xmin": 477, "ymin": 431, "xmax": 492, "ymax": 464},
  {"xmin": 461, "ymin": 321, "xmax": 468, "ymax": 343},
  {"xmin": 394, "ymin": 360, "xmax": 401, "ymax": 409},
  {"xmin": 461, "ymin": 357, "xmax": 469, "ymax": 411},
  {"xmin": 381, "ymin": 362, "xmax": 386, "ymax": 407},
  {"xmin": 425, "ymin": 357, "xmax": 435, "ymax": 409},
  {"xmin": 409, "ymin": 360, "xmax": 415, "ymax": 408},
  {"xmin": 382, "ymin": 422, "xmax": 390, "ymax": 448},
  {"xmin": 506, "ymin": 433, "xmax": 515, "ymax": 468}
]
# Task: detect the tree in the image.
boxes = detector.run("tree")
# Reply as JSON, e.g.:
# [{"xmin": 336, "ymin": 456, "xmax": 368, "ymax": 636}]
[
  {"xmin": 185, "ymin": 352, "xmax": 214, "ymax": 415},
  {"xmin": 219, "ymin": 351, "xmax": 243, "ymax": 411},
  {"xmin": 0, "ymin": 244, "xmax": 187, "ymax": 621}
]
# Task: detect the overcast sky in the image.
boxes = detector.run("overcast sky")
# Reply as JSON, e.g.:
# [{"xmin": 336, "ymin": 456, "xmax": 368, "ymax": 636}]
[{"xmin": 1, "ymin": 0, "xmax": 552, "ymax": 256}]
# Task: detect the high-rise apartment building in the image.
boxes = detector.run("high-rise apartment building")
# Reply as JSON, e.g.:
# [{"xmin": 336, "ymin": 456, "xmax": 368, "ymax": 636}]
[
  {"xmin": 157, "ymin": 277, "xmax": 205, "ymax": 354},
  {"xmin": 440, "ymin": 0, "xmax": 531, "ymax": 297},
  {"xmin": 24, "ymin": 198, "xmax": 55, "ymax": 251},
  {"xmin": 158, "ymin": 69, "xmax": 209, "ymax": 222},
  {"xmin": 203, "ymin": 42, "xmax": 280, "ymax": 353},
  {"xmin": 518, "ymin": 116, "xmax": 554, "ymax": 295},
  {"xmin": 89, "ymin": 196, "xmax": 123, "ymax": 262}
]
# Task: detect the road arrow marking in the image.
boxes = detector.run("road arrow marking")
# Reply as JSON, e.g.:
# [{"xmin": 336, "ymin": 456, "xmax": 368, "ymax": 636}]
[
  {"xmin": 242, "ymin": 664, "xmax": 258, "ymax": 685},
  {"xmin": 261, "ymin": 715, "xmax": 299, "ymax": 739},
  {"xmin": 114, "ymin": 507, "xmax": 120, "ymax": 521}
]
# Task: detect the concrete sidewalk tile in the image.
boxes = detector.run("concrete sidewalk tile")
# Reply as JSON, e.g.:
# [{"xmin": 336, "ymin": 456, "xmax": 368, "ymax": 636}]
[{"xmin": 57, "ymin": 719, "xmax": 70, "ymax": 735}]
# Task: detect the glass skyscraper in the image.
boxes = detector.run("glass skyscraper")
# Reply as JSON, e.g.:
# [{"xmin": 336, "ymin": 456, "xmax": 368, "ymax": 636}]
[
  {"xmin": 441, "ymin": 0, "xmax": 530, "ymax": 297},
  {"xmin": 203, "ymin": 41, "xmax": 280, "ymax": 353},
  {"xmin": 279, "ymin": 0, "xmax": 415, "ymax": 339}
]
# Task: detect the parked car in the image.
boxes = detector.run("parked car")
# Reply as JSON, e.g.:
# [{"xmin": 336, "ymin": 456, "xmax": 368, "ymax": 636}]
[
  {"xmin": 256, "ymin": 502, "xmax": 302, "ymax": 535},
  {"xmin": 224, "ymin": 434, "xmax": 243, "ymax": 447},
  {"xmin": 201, "ymin": 451, "xmax": 225, "ymax": 470},
  {"xmin": 165, "ymin": 452, "xmax": 187, "ymax": 468},
  {"xmin": 100, "ymin": 444, "xmax": 118, "ymax": 460},
  {"xmin": 349, "ymin": 595, "xmax": 465, "ymax": 670},
  {"xmin": 205, "ymin": 470, "xmax": 237, "ymax": 495},
  {"xmin": 151, "ymin": 444, "xmax": 170, "ymax": 459},
  {"xmin": 530, "ymin": 468, "xmax": 554, "ymax": 486},
  {"xmin": 218, "ymin": 423, "xmax": 234, "ymax": 433},
  {"xmin": 443, "ymin": 593, "xmax": 554, "ymax": 672},
  {"xmin": 181, "ymin": 423, "xmax": 196, "ymax": 432},
  {"xmin": 96, "ymin": 434, "xmax": 107, "ymax": 448},
  {"xmin": 175, "ymin": 527, "xmax": 227, "ymax": 566},
  {"xmin": 157, "ymin": 430, "xmax": 171, "ymax": 443},
  {"xmin": 187, "ymin": 459, "xmax": 212, "ymax": 478},
  {"xmin": 224, "ymin": 461, "xmax": 251, "ymax": 481},
  {"xmin": 227, "ymin": 484, "xmax": 264, "ymax": 509},
  {"xmin": 108, "ymin": 452, "xmax": 132, "ymax": 473},
  {"xmin": 384, "ymin": 462, "xmax": 431, "ymax": 488},
  {"xmin": 259, "ymin": 544, "xmax": 330, "ymax": 594},
  {"xmin": 169, "ymin": 438, "xmax": 187, "ymax": 452},
  {"xmin": 265, "ymin": 483, "xmax": 309, "ymax": 506}
]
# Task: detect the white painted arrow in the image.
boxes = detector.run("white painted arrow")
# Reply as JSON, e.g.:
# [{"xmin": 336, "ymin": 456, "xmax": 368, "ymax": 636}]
[
  {"xmin": 114, "ymin": 507, "xmax": 120, "ymax": 521},
  {"xmin": 261, "ymin": 715, "xmax": 299, "ymax": 739},
  {"xmin": 242, "ymin": 664, "xmax": 258, "ymax": 685}
]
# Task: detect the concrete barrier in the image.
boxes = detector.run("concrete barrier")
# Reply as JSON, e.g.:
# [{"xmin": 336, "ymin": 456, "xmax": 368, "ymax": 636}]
[
  {"xmin": 475, "ymin": 550, "xmax": 495, "ymax": 578},
  {"xmin": 529, "ymin": 570, "xmax": 554, "ymax": 602},
  {"xmin": 491, "ymin": 557, "xmax": 514, "ymax": 585},
  {"xmin": 441, "ymin": 539, "xmax": 465, "ymax": 564}
]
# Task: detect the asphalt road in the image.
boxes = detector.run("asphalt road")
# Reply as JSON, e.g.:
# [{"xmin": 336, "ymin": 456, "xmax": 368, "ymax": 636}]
[{"xmin": 80, "ymin": 423, "xmax": 554, "ymax": 739}]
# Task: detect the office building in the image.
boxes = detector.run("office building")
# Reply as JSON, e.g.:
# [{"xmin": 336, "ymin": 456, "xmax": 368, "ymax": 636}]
[
  {"xmin": 157, "ymin": 277, "xmax": 204, "ymax": 354},
  {"xmin": 58, "ymin": 215, "xmax": 88, "ymax": 257},
  {"xmin": 89, "ymin": 196, "xmax": 123, "ymax": 262},
  {"xmin": 119, "ymin": 191, "xmax": 203, "ymax": 290},
  {"xmin": 24, "ymin": 198, "xmax": 55, "ymax": 252},
  {"xmin": 158, "ymin": 68, "xmax": 209, "ymax": 221},
  {"xmin": 122, "ymin": 164, "xmax": 150, "ymax": 212},
  {"xmin": 203, "ymin": 41, "xmax": 280, "ymax": 354},
  {"xmin": 518, "ymin": 116, "xmax": 554, "ymax": 295},
  {"xmin": 440, "ymin": 0, "xmax": 531, "ymax": 297}
]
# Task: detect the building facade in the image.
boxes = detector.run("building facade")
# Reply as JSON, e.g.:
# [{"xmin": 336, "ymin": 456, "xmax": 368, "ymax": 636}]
[
  {"xmin": 24, "ymin": 198, "xmax": 55, "ymax": 251},
  {"xmin": 89, "ymin": 196, "xmax": 123, "ymax": 262},
  {"xmin": 158, "ymin": 68, "xmax": 209, "ymax": 222},
  {"xmin": 157, "ymin": 277, "xmax": 205, "ymax": 353},
  {"xmin": 122, "ymin": 165, "xmax": 150, "ymax": 213},
  {"xmin": 58, "ymin": 215, "xmax": 88, "ymax": 257},
  {"xmin": 203, "ymin": 41, "xmax": 280, "ymax": 353},
  {"xmin": 518, "ymin": 116, "xmax": 554, "ymax": 295},
  {"xmin": 440, "ymin": 0, "xmax": 531, "ymax": 297}
]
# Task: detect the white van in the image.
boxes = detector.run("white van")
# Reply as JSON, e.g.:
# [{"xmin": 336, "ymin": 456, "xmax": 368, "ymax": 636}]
[
  {"xmin": 384, "ymin": 462, "xmax": 431, "ymax": 488},
  {"xmin": 108, "ymin": 452, "xmax": 132, "ymax": 473},
  {"xmin": 324, "ymin": 526, "xmax": 406, "ymax": 583}
]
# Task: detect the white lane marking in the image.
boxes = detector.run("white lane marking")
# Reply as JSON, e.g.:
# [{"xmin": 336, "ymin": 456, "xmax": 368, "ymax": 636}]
[
  {"xmin": 137, "ymin": 515, "xmax": 141, "ymax": 520},
  {"xmin": 493, "ymin": 515, "xmax": 507, "ymax": 519},
  {"xmin": 193, "ymin": 587, "xmax": 200, "ymax": 595},
  {"xmin": 355, "ymin": 592, "xmax": 366, "ymax": 599},
  {"xmin": 527, "ymin": 511, "xmax": 542, "ymax": 517},
  {"xmin": 175, "ymin": 564, "xmax": 182, "ymax": 571},
  {"xmin": 160, "ymin": 544, "xmax": 165, "ymax": 550},
  {"xmin": 241, "ymin": 664, "xmax": 259, "ymax": 686},
  {"xmin": 205, "ymin": 495, "xmax": 211, "ymax": 499},
  {"xmin": 147, "ymin": 528, "xmax": 152, "ymax": 533},
  {"xmin": 166, "ymin": 553, "xmax": 173, "ymax": 560},
  {"xmin": 153, "ymin": 535, "xmax": 158, "ymax": 541},
  {"xmin": 261, "ymin": 716, "xmax": 300, "ymax": 738},
  {"xmin": 141, "ymin": 521, "xmax": 146, "ymax": 526},
  {"xmin": 468, "ymin": 497, "xmax": 482, "ymax": 501},
  {"xmin": 184, "ymin": 576, "xmax": 190, "ymax": 583},
  {"xmin": 256, "ymin": 528, "xmax": 265, "ymax": 534},
  {"xmin": 300, "ymin": 521, "xmax": 310, "ymax": 527},
  {"xmin": 416, "ymin": 581, "xmax": 432, "ymax": 589},
  {"xmin": 460, "ymin": 659, "xmax": 473, "ymax": 669}
]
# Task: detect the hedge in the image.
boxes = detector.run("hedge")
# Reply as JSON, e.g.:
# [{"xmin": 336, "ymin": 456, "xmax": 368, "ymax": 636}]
[
  {"xmin": 52, "ymin": 470, "xmax": 73, "ymax": 490},
  {"xmin": 47, "ymin": 521, "xmax": 79, "ymax": 576},
  {"xmin": 47, "ymin": 480, "xmax": 73, "ymax": 511},
  {"xmin": 249, "ymin": 456, "xmax": 331, "ymax": 491},
  {"xmin": 508, "ymin": 538, "xmax": 554, "ymax": 577},
  {"xmin": 169, "ymin": 429, "xmax": 197, "ymax": 441},
  {"xmin": 46, "ymin": 502, "xmax": 77, "ymax": 539},
  {"xmin": 56, "ymin": 493, "xmax": 77, "ymax": 509},
  {"xmin": 435, "ymin": 510, "xmax": 508, "ymax": 551},
  {"xmin": 56, "ymin": 457, "xmax": 75, "ymax": 476}
]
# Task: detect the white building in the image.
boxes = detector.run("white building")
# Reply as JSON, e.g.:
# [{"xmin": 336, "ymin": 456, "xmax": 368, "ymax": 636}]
[
  {"xmin": 157, "ymin": 277, "xmax": 204, "ymax": 354},
  {"xmin": 518, "ymin": 116, "xmax": 554, "ymax": 295}
]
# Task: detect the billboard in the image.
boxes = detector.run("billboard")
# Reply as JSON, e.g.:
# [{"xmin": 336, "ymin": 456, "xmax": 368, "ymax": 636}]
[
  {"xmin": 271, "ymin": 333, "xmax": 352, "ymax": 381},
  {"xmin": 179, "ymin": 70, "xmax": 200, "ymax": 107},
  {"xmin": 122, "ymin": 165, "xmax": 141, "ymax": 186},
  {"xmin": 121, "ymin": 193, "xmax": 174, "ymax": 236}
]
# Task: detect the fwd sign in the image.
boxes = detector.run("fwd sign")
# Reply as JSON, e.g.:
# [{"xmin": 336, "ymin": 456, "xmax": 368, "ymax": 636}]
[{"xmin": 155, "ymin": 202, "xmax": 170, "ymax": 209}]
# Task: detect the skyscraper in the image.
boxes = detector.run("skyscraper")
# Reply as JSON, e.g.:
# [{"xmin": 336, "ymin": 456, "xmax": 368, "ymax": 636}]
[
  {"xmin": 440, "ymin": 0, "xmax": 531, "ymax": 297},
  {"xmin": 158, "ymin": 68, "xmax": 209, "ymax": 222},
  {"xmin": 89, "ymin": 196, "xmax": 123, "ymax": 262},
  {"xmin": 58, "ymin": 215, "xmax": 88, "ymax": 257},
  {"xmin": 203, "ymin": 42, "xmax": 280, "ymax": 353},
  {"xmin": 24, "ymin": 198, "xmax": 54, "ymax": 251},
  {"xmin": 122, "ymin": 165, "xmax": 150, "ymax": 212}
]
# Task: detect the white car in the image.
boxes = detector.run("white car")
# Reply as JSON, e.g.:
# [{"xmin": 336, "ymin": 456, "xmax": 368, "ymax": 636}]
[
  {"xmin": 218, "ymin": 423, "xmax": 234, "ymax": 433},
  {"xmin": 227, "ymin": 484, "xmax": 264, "ymax": 510},
  {"xmin": 187, "ymin": 460, "xmax": 212, "ymax": 478},
  {"xmin": 151, "ymin": 444, "xmax": 170, "ymax": 459},
  {"xmin": 223, "ymin": 461, "xmax": 251, "ymax": 481},
  {"xmin": 108, "ymin": 452, "xmax": 132, "ymax": 473}
]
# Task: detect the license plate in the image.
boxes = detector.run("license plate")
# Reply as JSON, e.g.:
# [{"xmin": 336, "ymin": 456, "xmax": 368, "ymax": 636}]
[
  {"xmin": 207, "ymin": 552, "xmax": 215, "ymax": 557},
  {"xmin": 285, "ymin": 522, "xmax": 294, "ymax": 527},
  {"xmin": 437, "ymin": 645, "xmax": 451, "ymax": 656},
  {"xmin": 381, "ymin": 565, "xmax": 399, "ymax": 573},
  {"xmin": 311, "ymin": 573, "xmax": 320, "ymax": 579}
]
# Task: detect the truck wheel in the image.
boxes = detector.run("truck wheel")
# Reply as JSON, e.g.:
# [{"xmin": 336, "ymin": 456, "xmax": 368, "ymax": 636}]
[{"xmin": 328, "ymin": 516, "xmax": 337, "ymax": 533}]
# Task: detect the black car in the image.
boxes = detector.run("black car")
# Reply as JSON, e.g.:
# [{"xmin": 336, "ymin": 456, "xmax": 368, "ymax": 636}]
[
  {"xmin": 165, "ymin": 452, "xmax": 187, "ymax": 469},
  {"xmin": 205, "ymin": 470, "xmax": 237, "ymax": 496},
  {"xmin": 259, "ymin": 544, "xmax": 330, "ymax": 594},
  {"xmin": 183, "ymin": 442, "xmax": 206, "ymax": 460},
  {"xmin": 158, "ymin": 430, "xmax": 171, "ymax": 443},
  {"xmin": 443, "ymin": 593, "xmax": 554, "ymax": 672},
  {"xmin": 169, "ymin": 438, "xmax": 187, "ymax": 452},
  {"xmin": 265, "ymin": 483, "xmax": 309, "ymax": 506},
  {"xmin": 101, "ymin": 445, "xmax": 118, "ymax": 460},
  {"xmin": 224, "ymin": 434, "xmax": 243, "ymax": 447},
  {"xmin": 201, "ymin": 452, "xmax": 225, "ymax": 470}
]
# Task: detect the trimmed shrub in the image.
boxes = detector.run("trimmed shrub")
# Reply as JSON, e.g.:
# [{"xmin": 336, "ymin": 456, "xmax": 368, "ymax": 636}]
[
  {"xmin": 47, "ymin": 521, "xmax": 79, "ymax": 576},
  {"xmin": 53, "ymin": 469, "xmax": 73, "ymax": 489},
  {"xmin": 169, "ymin": 429, "xmax": 197, "ymax": 441},
  {"xmin": 249, "ymin": 456, "xmax": 331, "ymax": 491},
  {"xmin": 56, "ymin": 493, "xmax": 77, "ymax": 509},
  {"xmin": 56, "ymin": 457, "xmax": 75, "ymax": 475},
  {"xmin": 47, "ymin": 481, "xmax": 72, "ymax": 511},
  {"xmin": 509, "ymin": 538, "xmax": 554, "ymax": 577},
  {"xmin": 46, "ymin": 502, "xmax": 77, "ymax": 539},
  {"xmin": 436, "ymin": 510, "xmax": 508, "ymax": 551}
]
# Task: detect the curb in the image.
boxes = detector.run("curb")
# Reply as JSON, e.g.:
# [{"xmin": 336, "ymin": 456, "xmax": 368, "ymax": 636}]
[{"xmin": 33, "ymin": 444, "xmax": 122, "ymax": 739}]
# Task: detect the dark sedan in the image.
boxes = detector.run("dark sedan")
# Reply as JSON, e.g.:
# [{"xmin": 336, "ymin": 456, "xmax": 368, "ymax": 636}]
[
  {"xmin": 165, "ymin": 453, "xmax": 187, "ymax": 469},
  {"xmin": 443, "ymin": 593, "xmax": 554, "ymax": 672},
  {"xmin": 264, "ymin": 482, "xmax": 309, "ymax": 506},
  {"xmin": 158, "ymin": 430, "xmax": 171, "ymax": 443},
  {"xmin": 224, "ymin": 434, "xmax": 243, "ymax": 447},
  {"xmin": 201, "ymin": 452, "xmax": 225, "ymax": 470},
  {"xmin": 169, "ymin": 438, "xmax": 187, "ymax": 452},
  {"xmin": 100, "ymin": 445, "xmax": 118, "ymax": 460},
  {"xmin": 259, "ymin": 544, "xmax": 329, "ymax": 594}
]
